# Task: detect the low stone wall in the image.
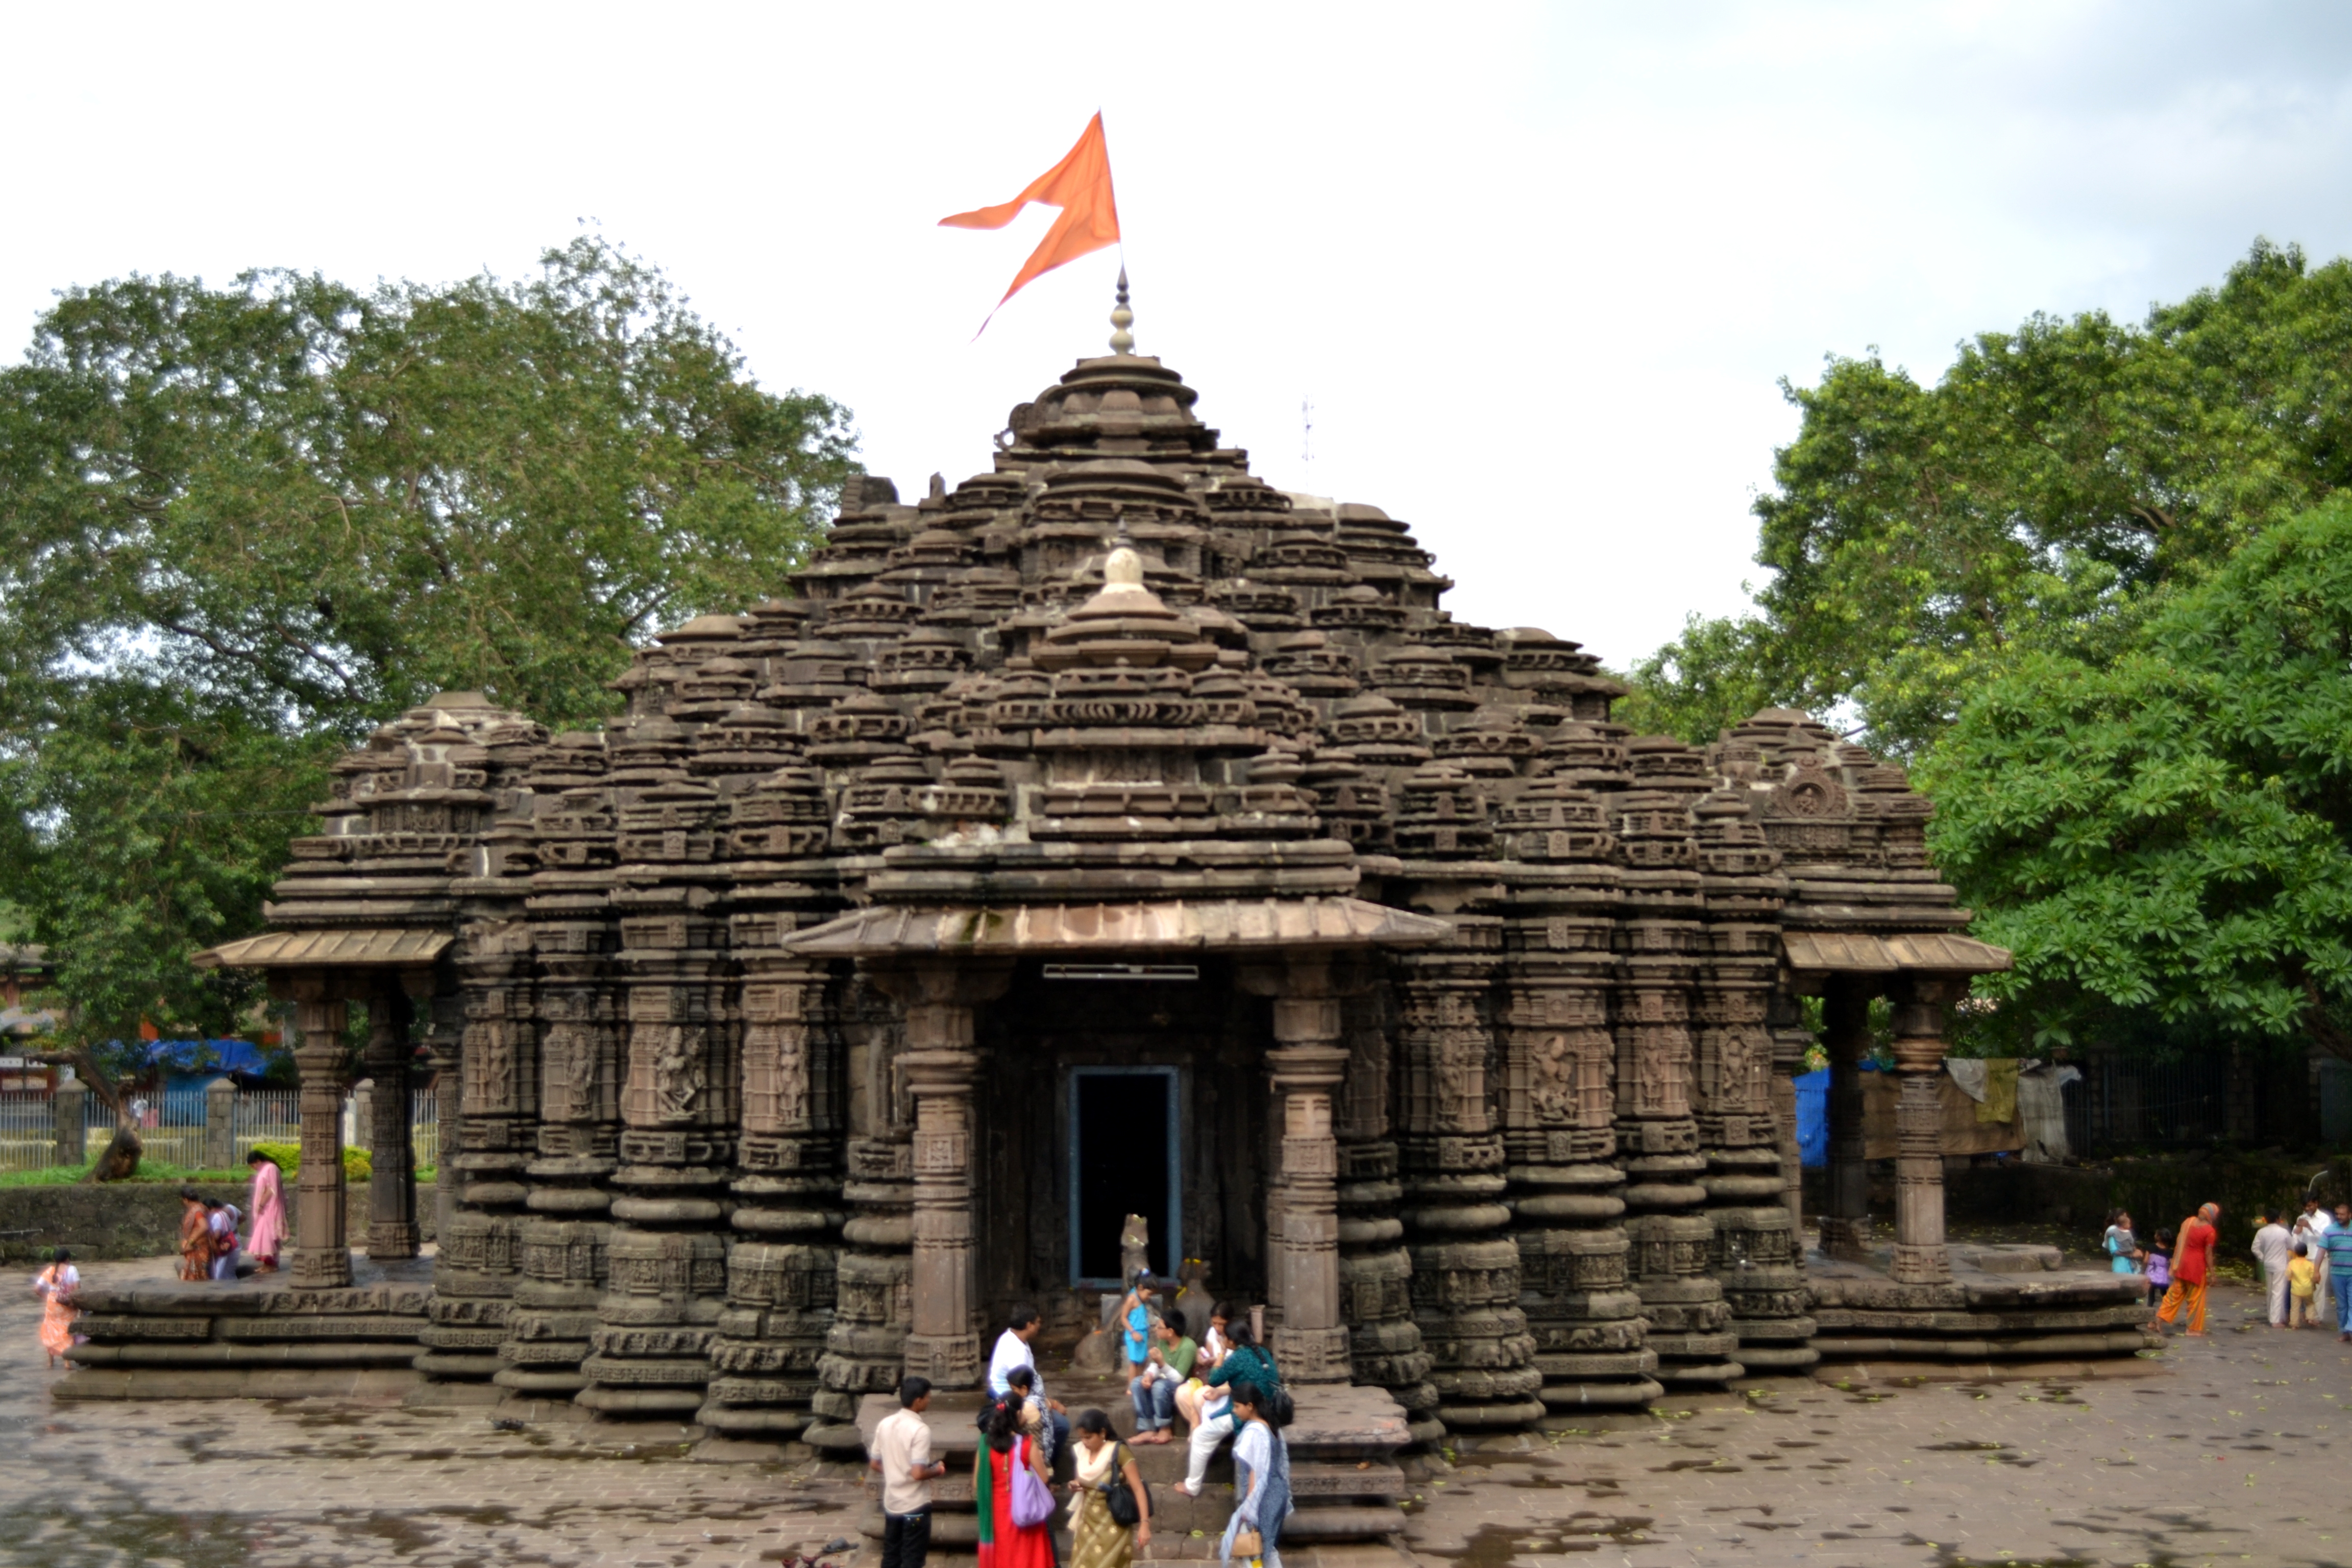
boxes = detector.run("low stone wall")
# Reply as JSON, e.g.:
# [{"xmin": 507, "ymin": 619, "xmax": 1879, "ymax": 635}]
[{"xmin": 0, "ymin": 1180, "xmax": 438, "ymax": 1262}]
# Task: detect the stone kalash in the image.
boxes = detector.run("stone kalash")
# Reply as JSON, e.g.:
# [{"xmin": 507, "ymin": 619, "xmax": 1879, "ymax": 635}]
[{"xmin": 63, "ymin": 291, "xmax": 2148, "ymax": 1548}]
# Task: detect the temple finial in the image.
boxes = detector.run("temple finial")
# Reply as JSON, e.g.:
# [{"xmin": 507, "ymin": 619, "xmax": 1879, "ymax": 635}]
[{"xmin": 1109, "ymin": 266, "xmax": 1134, "ymax": 355}]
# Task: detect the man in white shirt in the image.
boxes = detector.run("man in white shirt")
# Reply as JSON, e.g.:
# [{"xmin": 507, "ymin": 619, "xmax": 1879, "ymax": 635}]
[
  {"xmin": 871, "ymin": 1376, "xmax": 946, "ymax": 1568},
  {"xmin": 2252, "ymin": 1211, "xmax": 2296, "ymax": 1328},
  {"xmin": 2298, "ymin": 1202, "xmax": 2334, "ymax": 1322},
  {"xmin": 986, "ymin": 1303, "xmax": 1068, "ymax": 1459}
]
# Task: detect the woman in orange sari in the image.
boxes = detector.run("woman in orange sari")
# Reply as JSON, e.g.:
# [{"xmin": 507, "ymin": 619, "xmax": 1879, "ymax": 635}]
[
  {"xmin": 32, "ymin": 1248, "xmax": 81, "ymax": 1368},
  {"xmin": 176, "ymin": 1186, "xmax": 212, "ymax": 1282}
]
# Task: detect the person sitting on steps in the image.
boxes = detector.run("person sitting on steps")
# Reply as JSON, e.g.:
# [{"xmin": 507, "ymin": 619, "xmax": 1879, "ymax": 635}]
[{"xmin": 1180, "ymin": 1316, "xmax": 1282, "ymax": 1498}]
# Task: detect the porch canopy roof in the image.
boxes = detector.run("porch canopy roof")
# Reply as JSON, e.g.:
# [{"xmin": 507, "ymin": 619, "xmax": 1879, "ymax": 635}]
[
  {"xmin": 1781, "ymin": 930, "xmax": 2012, "ymax": 976},
  {"xmin": 779, "ymin": 897, "xmax": 1453, "ymax": 958},
  {"xmin": 192, "ymin": 927, "xmax": 453, "ymax": 971}
]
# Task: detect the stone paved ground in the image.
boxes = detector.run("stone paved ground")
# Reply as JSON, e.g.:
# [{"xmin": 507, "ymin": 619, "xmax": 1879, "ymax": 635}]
[{"xmin": 4, "ymin": 1258, "xmax": 2350, "ymax": 1568}]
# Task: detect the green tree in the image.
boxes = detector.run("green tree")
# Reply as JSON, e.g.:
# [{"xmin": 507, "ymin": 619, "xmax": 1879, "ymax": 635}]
[
  {"xmin": 1629, "ymin": 239, "xmax": 2352, "ymax": 754},
  {"xmin": 0, "ymin": 237, "xmax": 857, "ymax": 1081},
  {"xmin": 1921, "ymin": 495, "xmax": 2352, "ymax": 1061}
]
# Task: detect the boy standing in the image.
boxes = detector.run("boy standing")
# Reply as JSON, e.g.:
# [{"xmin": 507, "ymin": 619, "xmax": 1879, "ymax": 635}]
[
  {"xmin": 2289, "ymin": 1243, "xmax": 2319, "ymax": 1328},
  {"xmin": 872, "ymin": 1376, "xmax": 947, "ymax": 1568}
]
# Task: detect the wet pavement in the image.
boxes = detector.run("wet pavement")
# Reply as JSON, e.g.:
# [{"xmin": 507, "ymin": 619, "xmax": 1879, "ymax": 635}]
[
  {"xmin": 1405, "ymin": 1282, "xmax": 2352, "ymax": 1567},
  {"xmin": 3, "ymin": 1258, "xmax": 2347, "ymax": 1567},
  {"xmin": 0, "ymin": 1256, "xmax": 868, "ymax": 1568}
]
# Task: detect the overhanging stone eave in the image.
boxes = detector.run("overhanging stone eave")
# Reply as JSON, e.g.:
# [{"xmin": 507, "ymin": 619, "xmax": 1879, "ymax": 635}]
[
  {"xmin": 777, "ymin": 896, "xmax": 1454, "ymax": 958},
  {"xmin": 1781, "ymin": 929, "xmax": 2013, "ymax": 977},
  {"xmin": 191, "ymin": 927, "xmax": 454, "ymax": 971}
]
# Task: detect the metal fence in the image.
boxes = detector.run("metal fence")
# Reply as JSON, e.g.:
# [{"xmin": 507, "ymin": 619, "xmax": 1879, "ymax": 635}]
[
  {"xmin": 232, "ymin": 1087, "xmax": 301, "ymax": 1157},
  {"xmin": 0, "ymin": 1090, "xmax": 52, "ymax": 1172},
  {"xmin": 411, "ymin": 1089, "xmax": 440, "ymax": 1171},
  {"xmin": 0, "ymin": 1082, "xmax": 444, "ymax": 1173}
]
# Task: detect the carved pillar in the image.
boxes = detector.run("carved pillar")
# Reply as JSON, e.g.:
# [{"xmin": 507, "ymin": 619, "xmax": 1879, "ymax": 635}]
[
  {"xmin": 1820, "ymin": 978, "xmax": 1873, "ymax": 1260},
  {"xmin": 1503, "ymin": 922, "xmax": 1654, "ymax": 1418},
  {"xmin": 1334, "ymin": 985, "xmax": 1434, "ymax": 1433},
  {"xmin": 578, "ymin": 879, "xmax": 733, "ymax": 1419},
  {"xmin": 1254, "ymin": 957, "xmax": 1349, "ymax": 1384},
  {"xmin": 1890, "ymin": 978, "xmax": 1956, "ymax": 1284},
  {"xmin": 289, "ymin": 987, "xmax": 353, "ymax": 1289},
  {"xmin": 1397, "ymin": 926, "xmax": 1541, "ymax": 1431},
  {"xmin": 813, "ymin": 975, "xmax": 914, "ymax": 1440},
  {"xmin": 365, "ymin": 985, "xmax": 421, "ymax": 1259},
  {"xmin": 878, "ymin": 961, "xmax": 1010, "ymax": 1389},
  {"xmin": 1614, "ymin": 911, "xmax": 1739, "ymax": 1386},
  {"xmin": 703, "ymin": 949, "xmax": 842, "ymax": 1437}
]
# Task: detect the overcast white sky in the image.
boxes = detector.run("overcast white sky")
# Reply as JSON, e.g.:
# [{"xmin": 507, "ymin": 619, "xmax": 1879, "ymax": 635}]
[{"xmin": 5, "ymin": 3, "xmax": 2350, "ymax": 670}]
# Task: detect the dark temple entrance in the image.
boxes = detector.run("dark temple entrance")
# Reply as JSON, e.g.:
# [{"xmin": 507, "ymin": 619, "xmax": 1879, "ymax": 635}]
[{"xmin": 1070, "ymin": 1067, "xmax": 1178, "ymax": 1285}]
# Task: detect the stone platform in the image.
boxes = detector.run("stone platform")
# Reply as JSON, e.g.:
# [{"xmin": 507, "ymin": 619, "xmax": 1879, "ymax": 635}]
[
  {"xmin": 57, "ymin": 1255, "xmax": 432, "ymax": 1401},
  {"xmin": 1804, "ymin": 1242, "xmax": 2156, "ymax": 1362},
  {"xmin": 849, "ymin": 1373, "xmax": 1413, "ymax": 1563}
]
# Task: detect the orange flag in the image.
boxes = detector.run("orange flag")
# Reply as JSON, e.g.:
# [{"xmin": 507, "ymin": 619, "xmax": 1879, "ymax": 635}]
[{"xmin": 940, "ymin": 113, "xmax": 1121, "ymax": 332}]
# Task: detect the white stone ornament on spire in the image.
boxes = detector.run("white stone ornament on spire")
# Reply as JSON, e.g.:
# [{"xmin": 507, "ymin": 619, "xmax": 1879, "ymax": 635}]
[{"xmin": 1110, "ymin": 266, "xmax": 1135, "ymax": 355}]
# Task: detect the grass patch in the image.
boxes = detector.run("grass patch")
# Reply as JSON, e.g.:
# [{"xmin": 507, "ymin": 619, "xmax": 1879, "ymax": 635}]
[{"xmin": 0, "ymin": 1160, "xmax": 256, "ymax": 1188}]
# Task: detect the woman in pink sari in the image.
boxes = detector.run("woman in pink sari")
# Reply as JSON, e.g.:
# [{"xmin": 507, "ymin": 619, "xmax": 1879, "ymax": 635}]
[
  {"xmin": 246, "ymin": 1150, "xmax": 286, "ymax": 1272},
  {"xmin": 32, "ymin": 1248, "xmax": 80, "ymax": 1368}
]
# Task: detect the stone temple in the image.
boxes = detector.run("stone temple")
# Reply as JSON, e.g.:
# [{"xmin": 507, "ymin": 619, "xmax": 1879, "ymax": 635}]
[{"xmin": 78, "ymin": 311, "xmax": 2146, "ymax": 1476}]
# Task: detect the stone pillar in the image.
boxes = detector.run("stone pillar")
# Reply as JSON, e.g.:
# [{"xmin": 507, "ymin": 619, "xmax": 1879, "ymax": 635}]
[
  {"xmin": 1890, "ymin": 978, "xmax": 1956, "ymax": 1285},
  {"xmin": 850, "ymin": 962, "xmax": 1008, "ymax": 1392},
  {"xmin": 290, "ymin": 988, "xmax": 354, "ymax": 1289},
  {"xmin": 1502, "ymin": 922, "xmax": 1654, "ymax": 1419},
  {"xmin": 204, "ymin": 1076, "xmax": 237, "ymax": 1171},
  {"xmin": 814, "ymin": 975, "xmax": 916, "ymax": 1439},
  {"xmin": 704, "ymin": 951, "xmax": 843, "ymax": 1437},
  {"xmin": 366, "ymin": 987, "xmax": 421, "ymax": 1260},
  {"xmin": 1819, "ymin": 978, "xmax": 1873, "ymax": 1260},
  {"xmin": 1397, "ymin": 930, "xmax": 1541, "ymax": 1431},
  {"xmin": 1613, "ymin": 917, "xmax": 1738, "ymax": 1386},
  {"xmin": 1262, "ymin": 959, "xmax": 1350, "ymax": 1385},
  {"xmin": 52, "ymin": 1077, "xmax": 86, "ymax": 1168},
  {"xmin": 1333, "ymin": 984, "xmax": 1434, "ymax": 1434}
]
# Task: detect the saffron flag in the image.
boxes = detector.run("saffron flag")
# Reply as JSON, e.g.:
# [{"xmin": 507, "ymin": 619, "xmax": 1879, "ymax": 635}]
[{"xmin": 941, "ymin": 113, "xmax": 1121, "ymax": 332}]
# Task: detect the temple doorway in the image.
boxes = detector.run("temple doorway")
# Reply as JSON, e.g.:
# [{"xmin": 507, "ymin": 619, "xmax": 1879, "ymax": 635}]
[{"xmin": 1068, "ymin": 1066, "xmax": 1179, "ymax": 1286}]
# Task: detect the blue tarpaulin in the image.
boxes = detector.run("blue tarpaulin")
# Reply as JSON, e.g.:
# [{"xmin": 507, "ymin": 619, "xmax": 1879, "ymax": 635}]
[
  {"xmin": 1796, "ymin": 1068, "xmax": 1828, "ymax": 1167},
  {"xmin": 1796, "ymin": 1063, "xmax": 1889, "ymax": 1166},
  {"xmin": 145, "ymin": 1038, "xmax": 274, "ymax": 1079}
]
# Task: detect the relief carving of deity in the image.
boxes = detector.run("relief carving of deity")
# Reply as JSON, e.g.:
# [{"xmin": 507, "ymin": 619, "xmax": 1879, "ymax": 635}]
[
  {"xmin": 655, "ymin": 1025, "xmax": 705, "ymax": 1120},
  {"xmin": 1528, "ymin": 1032, "xmax": 1573, "ymax": 1124},
  {"xmin": 776, "ymin": 1036, "xmax": 811, "ymax": 1130}
]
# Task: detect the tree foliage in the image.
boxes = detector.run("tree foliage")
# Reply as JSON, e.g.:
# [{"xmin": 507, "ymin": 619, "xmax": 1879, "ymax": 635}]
[
  {"xmin": 1922, "ymin": 496, "xmax": 2352, "ymax": 1059},
  {"xmin": 1628, "ymin": 239, "xmax": 2352, "ymax": 754},
  {"xmin": 0, "ymin": 238, "xmax": 857, "ymax": 1068}
]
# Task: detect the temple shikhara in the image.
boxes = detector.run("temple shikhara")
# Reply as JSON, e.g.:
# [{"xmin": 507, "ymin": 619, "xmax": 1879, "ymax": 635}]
[{"xmin": 70, "ymin": 308, "xmax": 2148, "ymax": 1524}]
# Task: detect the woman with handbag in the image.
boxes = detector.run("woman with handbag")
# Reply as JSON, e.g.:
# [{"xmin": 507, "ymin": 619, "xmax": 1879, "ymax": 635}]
[
  {"xmin": 975, "ymin": 1393, "xmax": 1055, "ymax": 1568},
  {"xmin": 1066, "ymin": 1408, "xmax": 1152, "ymax": 1568},
  {"xmin": 1218, "ymin": 1382, "xmax": 1292, "ymax": 1568}
]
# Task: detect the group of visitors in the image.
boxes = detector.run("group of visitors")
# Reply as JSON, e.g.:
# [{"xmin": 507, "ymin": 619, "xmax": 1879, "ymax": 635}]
[
  {"xmin": 26, "ymin": 1147, "xmax": 288, "ymax": 1372},
  {"xmin": 2101, "ymin": 1196, "xmax": 2352, "ymax": 1339},
  {"xmin": 874, "ymin": 1280, "xmax": 1293, "ymax": 1568},
  {"xmin": 175, "ymin": 1149, "xmax": 286, "ymax": 1283}
]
